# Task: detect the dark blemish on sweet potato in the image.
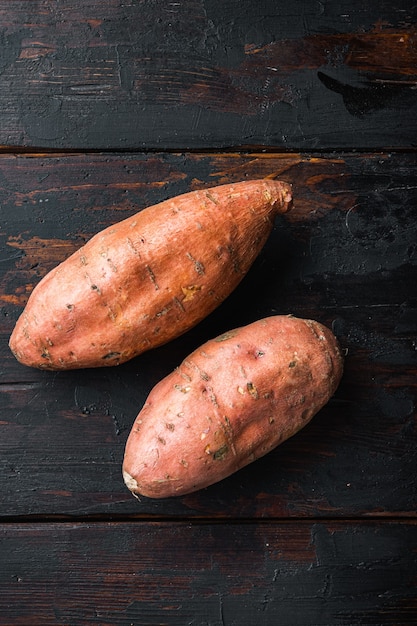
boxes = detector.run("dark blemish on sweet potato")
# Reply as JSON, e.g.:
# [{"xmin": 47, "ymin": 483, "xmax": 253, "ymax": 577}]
[
  {"xmin": 205, "ymin": 191, "xmax": 219, "ymax": 205},
  {"xmin": 102, "ymin": 351, "xmax": 121, "ymax": 360},
  {"xmin": 174, "ymin": 296, "xmax": 185, "ymax": 312},
  {"xmin": 213, "ymin": 445, "xmax": 229, "ymax": 461},
  {"xmin": 247, "ymin": 382, "xmax": 259, "ymax": 399},
  {"xmin": 106, "ymin": 257, "xmax": 118, "ymax": 272},
  {"xmin": 215, "ymin": 330, "xmax": 238, "ymax": 342},
  {"xmin": 186, "ymin": 252, "xmax": 205, "ymax": 275},
  {"xmin": 146, "ymin": 264, "xmax": 159, "ymax": 290}
]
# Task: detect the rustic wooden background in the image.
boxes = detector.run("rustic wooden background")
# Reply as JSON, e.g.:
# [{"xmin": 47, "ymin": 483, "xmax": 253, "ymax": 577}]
[{"xmin": 0, "ymin": 1, "xmax": 416, "ymax": 624}]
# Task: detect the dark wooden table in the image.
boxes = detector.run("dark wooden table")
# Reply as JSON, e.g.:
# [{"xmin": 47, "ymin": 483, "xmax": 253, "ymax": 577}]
[{"xmin": 1, "ymin": 2, "xmax": 416, "ymax": 624}]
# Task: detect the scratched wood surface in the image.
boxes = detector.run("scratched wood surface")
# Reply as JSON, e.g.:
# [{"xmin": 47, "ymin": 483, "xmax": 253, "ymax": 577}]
[
  {"xmin": 0, "ymin": 0, "xmax": 416, "ymax": 150},
  {"xmin": 1, "ymin": 1, "xmax": 417, "ymax": 624},
  {"xmin": 1, "ymin": 521, "xmax": 416, "ymax": 626}
]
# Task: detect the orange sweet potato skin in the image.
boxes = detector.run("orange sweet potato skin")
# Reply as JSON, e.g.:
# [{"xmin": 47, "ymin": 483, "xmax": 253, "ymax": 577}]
[
  {"xmin": 9, "ymin": 180, "xmax": 292, "ymax": 370},
  {"xmin": 122, "ymin": 315, "xmax": 343, "ymax": 499}
]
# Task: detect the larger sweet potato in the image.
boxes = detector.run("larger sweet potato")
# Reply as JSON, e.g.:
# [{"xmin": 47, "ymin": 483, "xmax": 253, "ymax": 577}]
[
  {"xmin": 122, "ymin": 315, "xmax": 343, "ymax": 499},
  {"xmin": 9, "ymin": 180, "xmax": 292, "ymax": 369}
]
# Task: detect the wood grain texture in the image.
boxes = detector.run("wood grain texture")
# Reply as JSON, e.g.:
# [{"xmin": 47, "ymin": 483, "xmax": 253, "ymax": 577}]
[
  {"xmin": 1, "ymin": 152, "xmax": 415, "ymax": 518},
  {"xmin": 0, "ymin": 0, "xmax": 416, "ymax": 150},
  {"xmin": 0, "ymin": 521, "xmax": 416, "ymax": 626}
]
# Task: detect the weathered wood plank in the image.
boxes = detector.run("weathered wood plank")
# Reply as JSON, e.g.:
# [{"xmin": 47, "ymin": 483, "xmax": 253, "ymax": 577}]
[
  {"xmin": 1, "ymin": 152, "xmax": 415, "ymax": 314},
  {"xmin": 0, "ymin": 356, "xmax": 415, "ymax": 519},
  {"xmin": 0, "ymin": 152, "xmax": 415, "ymax": 518},
  {"xmin": 0, "ymin": 521, "xmax": 416, "ymax": 625},
  {"xmin": 0, "ymin": 0, "xmax": 416, "ymax": 150}
]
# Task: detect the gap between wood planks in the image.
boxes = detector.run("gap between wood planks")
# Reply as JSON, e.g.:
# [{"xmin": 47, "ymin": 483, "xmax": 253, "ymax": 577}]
[
  {"xmin": 0, "ymin": 145, "xmax": 416, "ymax": 156},
  {"xmin": 0, "ymin": 514, "xmax": 416, "ymax": 525}
]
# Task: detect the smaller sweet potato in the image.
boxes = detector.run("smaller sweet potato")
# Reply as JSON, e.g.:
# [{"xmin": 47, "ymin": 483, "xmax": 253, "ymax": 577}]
[{"xmin": 122, "ymin": 315, "xmax": 344, "ymax": 498}]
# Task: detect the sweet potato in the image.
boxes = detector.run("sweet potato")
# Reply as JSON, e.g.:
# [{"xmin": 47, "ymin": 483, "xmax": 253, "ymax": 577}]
[
  {"xmin": 9, "ymin": 180, "xmax": 292, "ymax": 370},
  {"xmin": 122, "ymin": 315, "xmax": 343, "ymax": 498}
]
